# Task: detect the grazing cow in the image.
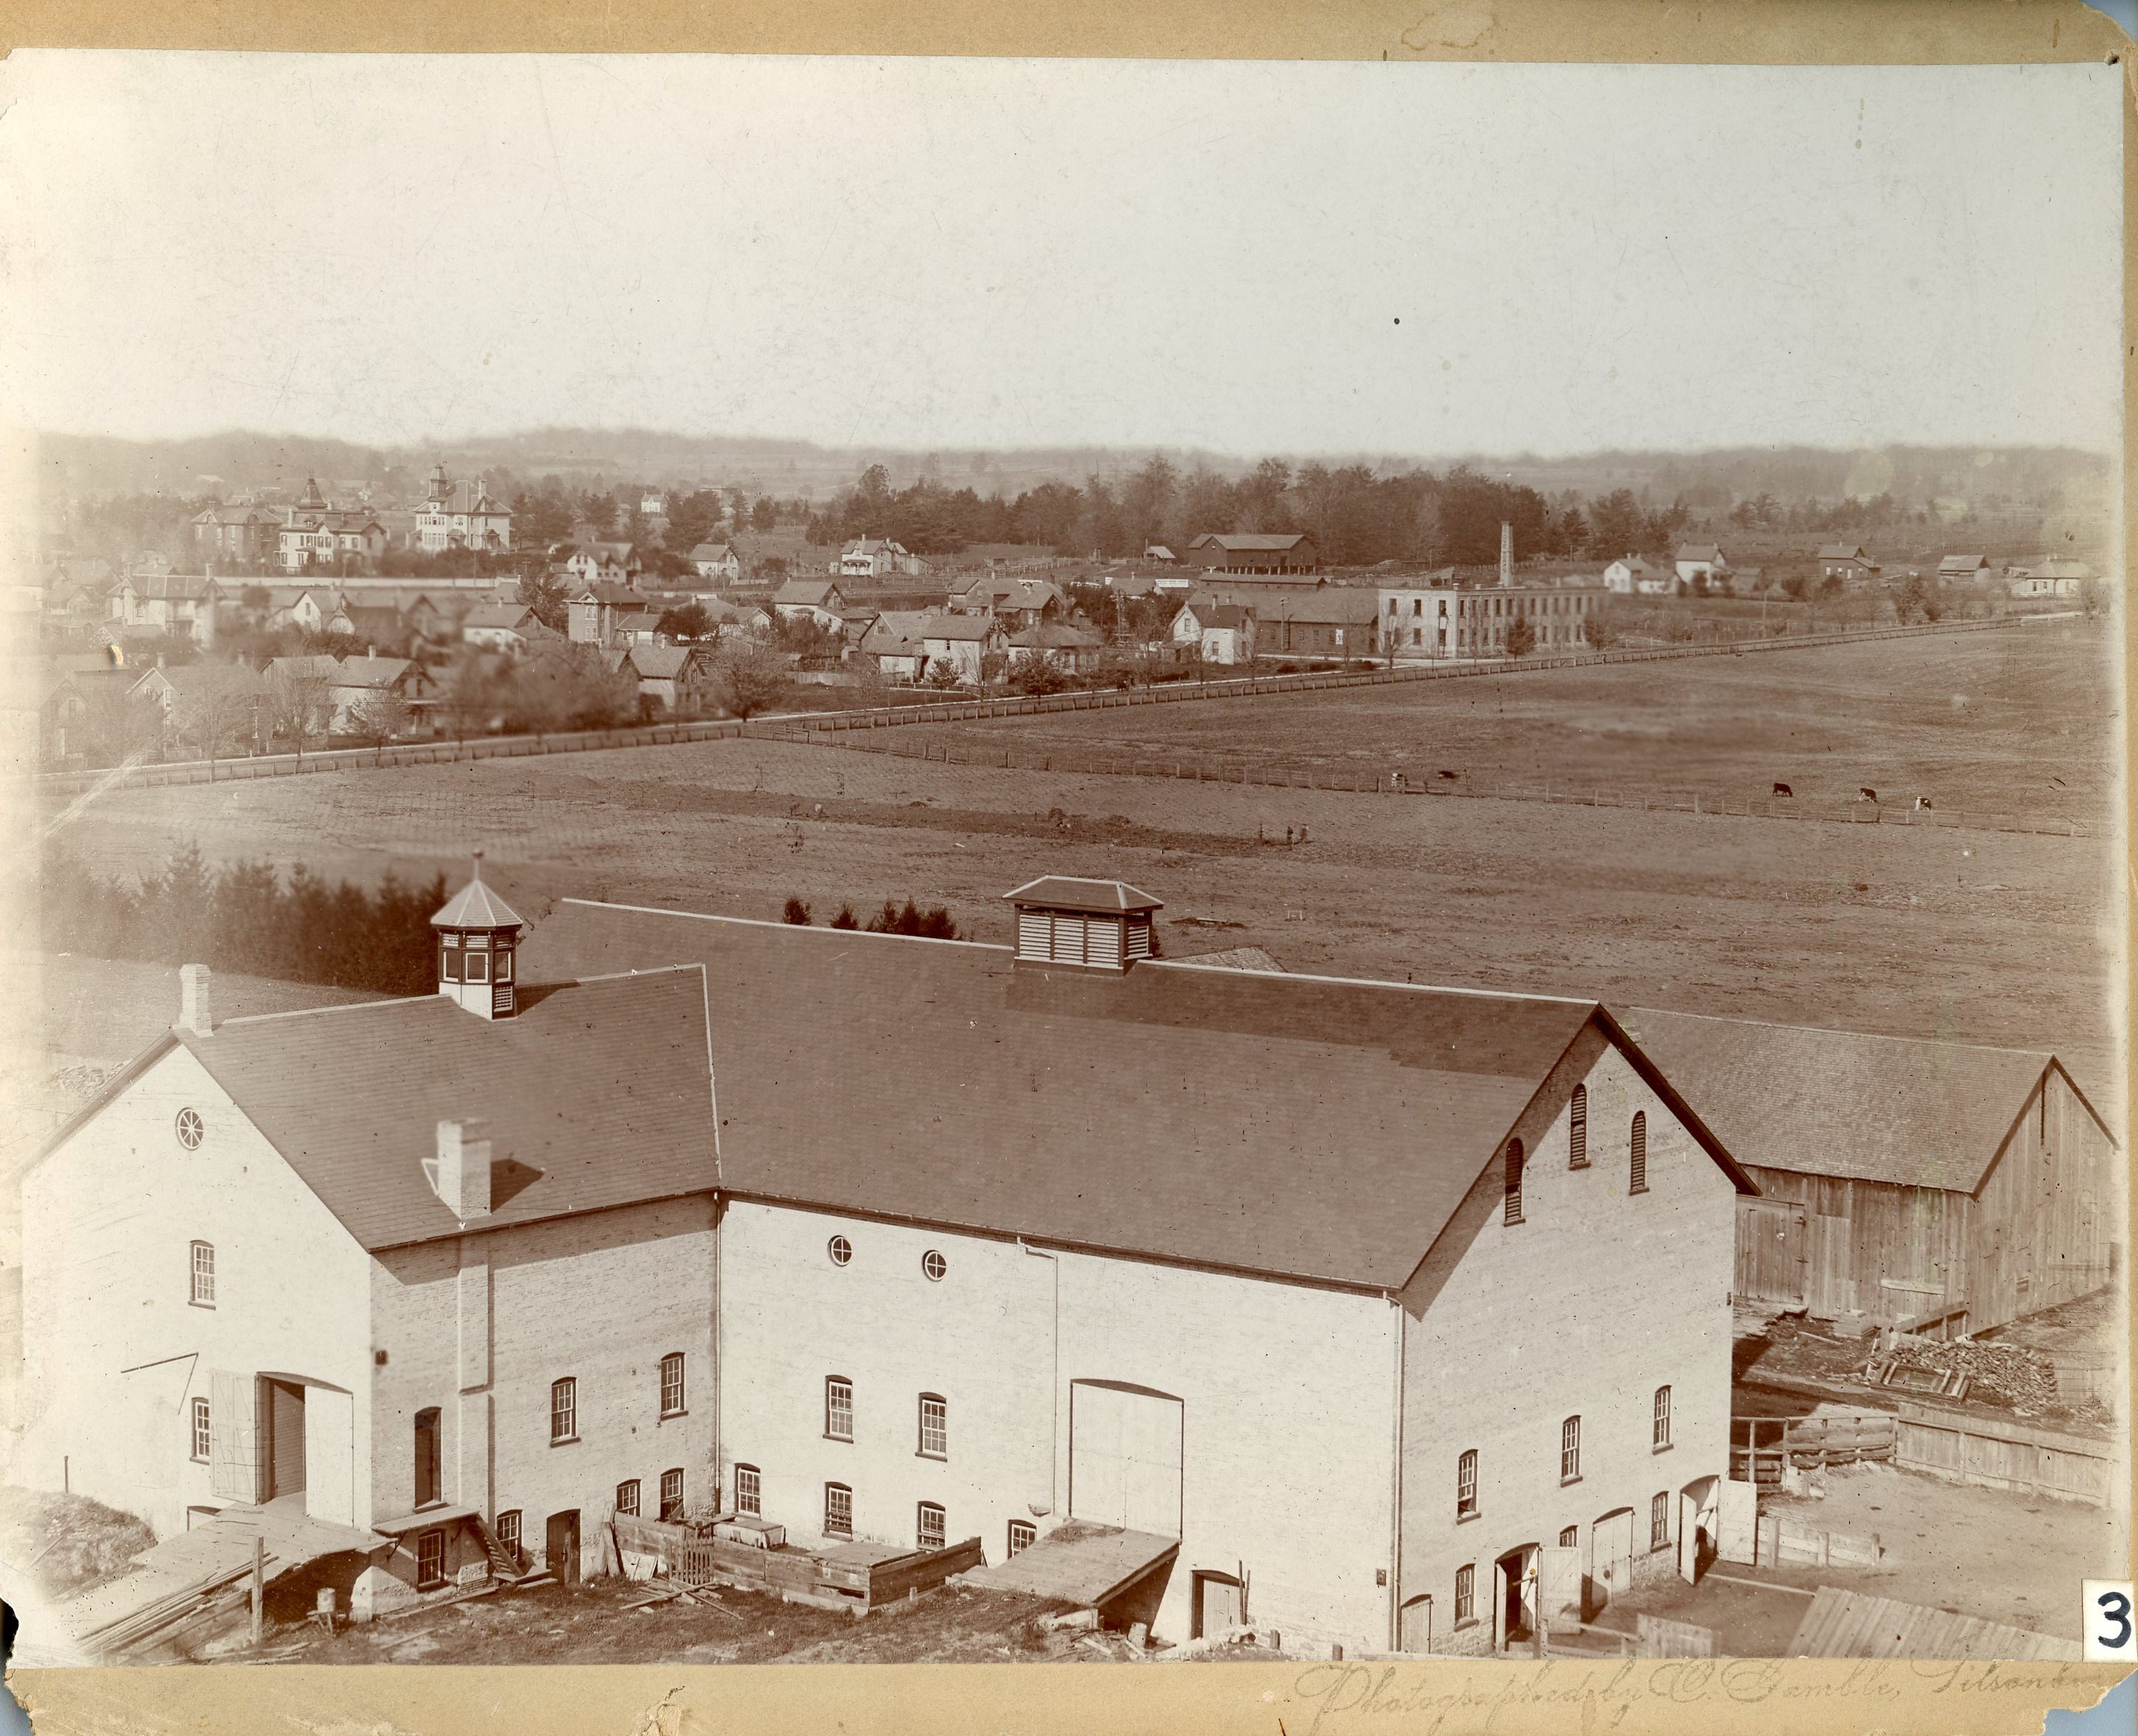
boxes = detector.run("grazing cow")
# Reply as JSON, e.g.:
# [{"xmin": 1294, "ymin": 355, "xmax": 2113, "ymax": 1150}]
[
  {"xmin": 1914, "ymin": 795, "xmax": 1933, "ymax": 811},
  {"xmin": 1772, "ymin": 782, "xmax": 1794, "ymax": 798},
  {"xmin": 1858, "ymin": 787, "xmax": 1879, "ymax": 804}
]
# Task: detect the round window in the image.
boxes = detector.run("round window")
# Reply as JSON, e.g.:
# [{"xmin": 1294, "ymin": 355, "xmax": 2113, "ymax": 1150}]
[
  {"xmin": 922, "ymin": 1250, "xmax": 947, "ymax": 1283},
  {"xmin": 827, "ymin": 1235, "xmax": 852, "ymax": 1267},
  {"xmin": 175, "ymin": 1107, "xmax": 205, "ymax": 1150}
]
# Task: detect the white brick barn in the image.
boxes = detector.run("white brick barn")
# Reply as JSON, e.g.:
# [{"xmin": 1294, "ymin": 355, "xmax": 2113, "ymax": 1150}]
[
  {"xmin": 520, "ymin": 876, "xmax": 1754, "ymax": 1654},
  {"xmin": 18, "ymin": 875, "xmax": 721, "ymax": 1620}
]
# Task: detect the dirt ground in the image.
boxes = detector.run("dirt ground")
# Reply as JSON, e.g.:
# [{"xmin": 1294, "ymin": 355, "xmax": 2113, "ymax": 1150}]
[
  {"xmin": 1597, "ymin": 1461, "xmax": 2125, "ymax": 1652},
  {"xmin": 267, "ymin": 1575, "xmax": 1090, "ymax": 1666},
  {"xmin": 37, "ymin": 698, "xmax": 2114, "ymax": 1062},
  {"xmin": 883, "ymin": 626, "xmax": 2117, "ymax": 827}
]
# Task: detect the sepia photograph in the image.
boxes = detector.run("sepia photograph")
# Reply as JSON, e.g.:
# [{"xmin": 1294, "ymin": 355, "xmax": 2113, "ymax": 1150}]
[{"xmin": 0, "ymin": 29, "xmax": 2128, "ymax": 1725}]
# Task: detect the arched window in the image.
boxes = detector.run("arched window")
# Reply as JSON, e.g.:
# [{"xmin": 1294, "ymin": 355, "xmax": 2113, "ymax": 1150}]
[
  {"xmin": 1652, "ymin": 1385, "xmax": 1672, "ymax": 1449},
  {"xmin": 733, "ymin": 1465, "xmax": 761, "ymax": 1517},
  {"xmin": 1650, "ymin": 1491, "xmax": 1671, "ymax": 1550},
  {"xmin": 1560, "ymin": 1414, "xmax": 1582, "ymax": 1482},
  {"xmin": 1629, "ymin": 1112, "xmax": 1649, "ymax": 1194},
  {"xmin": 659, "ymin": 1469, "xmax": 684, "ymax": 1521},
  {"xmin": 1454, "ymin": 1564, "xmax": 1476, "ymax": 1625},
  {"xmin": 916, "ymin": 1502, "xmax": 946, "ymax": 1552},
  {"xmin": 615, "ymin": 1478, "xmax": 641, "ymax": 1517},
  {"xmin": 1456, "ymin": 1449, "xmax": 1478, "ymax": 1519},
  {"xmin": 1503, "ymin": 1139, "xmax": 1526, "ymax": 1225},
  {"xmin": 1568, "ymin": 1085, "xmax": 1588, "ymax": 1168},
  {"xmin": 824, "ymin": 1483, "xmax": 853, "ymax": 1539}
]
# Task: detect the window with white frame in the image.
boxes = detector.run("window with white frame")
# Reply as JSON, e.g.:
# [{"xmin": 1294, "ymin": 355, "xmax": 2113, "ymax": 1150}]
[
  {"xmin": 1650, "ymin": 1491, "xmax": 1670, "ymax": 1550},
  {"xmin": 918, "ymin": 1393, "xmax": 947, "ymax": 1459},
  {"xmin": 1456, "ymin": 1449, "xmax": 1478, "ymax": 1519},
  {"xmin": 191, "ymin": 1396, "xmax": 211, "ymax": 1460},
  {"xmin": 496, "ymin": 1509, "xmax": 522, "ymax": 1569},
  {"xmin": 616, "ymin": 1480, "xmax": 640, "ymax": 1517},
  {"xmin": 659, "ymin": 1352, "xmax": 686, "ymax": 1417},
  {"xmin": 734, "ymin": 1465, "xmax": 761, "ymax": 1517},
  {"xmin": 1008, "ymin": 1520, "xmax": 1037, "ymax": 1558},
  {"xmin": 550, "ymin": 1377, "xmax": 578, "ymax": 1443},
  {"xmin": 416, "ymin": 1530, "xmax": 446, "ymax": 1590},
  {"xmin": 826, "ymin": 1376, "xmax": 854, "ymax": 1442},
  {"xmin": 660, "ymin": 1469, "xmax": 684, "ymax": 1522},
  {"xmin": 189, "ymin": 1240, "xmax": 215, "ymax": 1306},
  {"xmin": 916, "ymin": 1502, "xmax": 946, "ymax": 1552},
  {"xmin": 824, "ymin": 1483, "xmax": 852, "ymax": 1539},
  {"xmin": 1560, "ymin": 1415, "xmax": 1582, "ymax": 1482},
  {"xmin": 1454, "ymin": 1564, "xmax": 1475, "ymax": 1625},
  {"xmin": 1653, "ymin": 1385, "xmax": 1672, "ymax": 1450}
]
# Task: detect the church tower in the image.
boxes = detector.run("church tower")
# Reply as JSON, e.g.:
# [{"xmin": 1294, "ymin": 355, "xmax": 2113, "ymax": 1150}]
[{"xmin": 431, "ymin": 852, "xmax": 525, "ymax": 1019}]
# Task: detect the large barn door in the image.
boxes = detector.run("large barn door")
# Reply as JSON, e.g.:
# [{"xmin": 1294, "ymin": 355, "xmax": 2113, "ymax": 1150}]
[
  {"xmin": 1069, "ymin": 1381, "xmax": 1183, "ymax": 1536},
  {"xmin": 209, "ymin": 1370, "xmax": 265, "ymax": 1503},
  {"xmin": 1736, "ymin": 1200, "xmax": 1807, "ymax": 1305}
]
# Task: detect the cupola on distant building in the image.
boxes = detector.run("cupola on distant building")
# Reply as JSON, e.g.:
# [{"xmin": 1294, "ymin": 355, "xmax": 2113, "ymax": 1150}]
[{"xmin": 432, "ymin": 853, "xmax": 525, "ymax": 1018}]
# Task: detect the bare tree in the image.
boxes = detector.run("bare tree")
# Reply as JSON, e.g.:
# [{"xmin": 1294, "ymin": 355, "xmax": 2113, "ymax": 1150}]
[{"xmin": 267, "ymin": 670, "xmax": 334, "ymax": 758}]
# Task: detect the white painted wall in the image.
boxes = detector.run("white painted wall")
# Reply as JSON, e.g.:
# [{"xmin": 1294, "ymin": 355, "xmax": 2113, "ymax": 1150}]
[
  {"xmin": 718, "ymin": 1200, "xmax": 1397, "ymax": 1651},
  {"xmin": 17, "ymin": 1045, "xmax": 375, "ymax": 1539},
  {"xmin": 1398, "ymin": 1031, "xmax": 1739, "ymax": 1654}
]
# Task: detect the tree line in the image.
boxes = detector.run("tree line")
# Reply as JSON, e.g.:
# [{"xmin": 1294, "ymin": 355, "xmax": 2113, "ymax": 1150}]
[{"xmin": 42, "ymin": 841, "xmax": 447, "ymax": 995}]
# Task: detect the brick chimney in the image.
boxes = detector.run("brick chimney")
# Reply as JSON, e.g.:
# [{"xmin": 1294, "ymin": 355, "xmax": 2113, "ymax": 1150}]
[
  {"xmin": 178, "ymin": 963, "xmax": 214, "ymax": 1036},
  {"xmin": 435, "ymin": 1119, "xmax": 493, "ymax": 1219}
]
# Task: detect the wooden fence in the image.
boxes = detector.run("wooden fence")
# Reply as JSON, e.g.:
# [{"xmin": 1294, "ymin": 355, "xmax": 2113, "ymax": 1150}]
[
  {"xmin": 38, "ymin": 615, "xmax": 2039, "ymax": 801},
  {"xmin": 1893, "ymin": 1400, "xmax": 2115, "ymax": 1505},
  {"xmin": 1731, "ymin": 1411, "xmax": 1897, "ymax": 1488}
]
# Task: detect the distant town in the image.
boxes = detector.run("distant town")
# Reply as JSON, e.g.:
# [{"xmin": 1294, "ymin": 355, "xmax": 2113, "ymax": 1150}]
[{"xmin": 32, "ymin": 450, "xmax": 2109, "ymax": 771}]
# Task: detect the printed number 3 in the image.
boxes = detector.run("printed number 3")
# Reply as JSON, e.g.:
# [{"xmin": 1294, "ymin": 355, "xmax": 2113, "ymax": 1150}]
[{"xmin": 2097, "ymin": 1590, "xmax": 2131, "ymax": 1651}]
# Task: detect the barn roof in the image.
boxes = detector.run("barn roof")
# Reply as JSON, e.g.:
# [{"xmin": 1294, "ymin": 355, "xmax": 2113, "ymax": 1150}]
[
  {"xmin": 519, "ymin": 901, "xmax": 1749, "ymax": 1289},
  {"xmin": 180, "ymin": 970, "xmax": 713, "ymax": 1248},
  {"xmin": 1619, "ymin": 1007, "xmax": 2113, "ymax": 1192}
]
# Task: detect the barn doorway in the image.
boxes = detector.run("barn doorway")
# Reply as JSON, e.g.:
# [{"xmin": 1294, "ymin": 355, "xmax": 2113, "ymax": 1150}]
[
  {"xmin": 545, "ymin": 1511, "xmax": 581, "ymax": 1585},
  {"xmin": 1399, "ymin": 1593, "xmax": 1434, "ymax": 1655},
  {"xmin": 1492, "ymin": 1544, "xmax": 1538, "ymax": 1652},
  {"xmin": 1590, "ymin": 1508, "xmax": 1635, "ymax": 1612},
  {"xmin": 1678, "ymin": 1477, "xmax": 1720, "ymax": 1583},
  {"xmin": 1193, "ymin": 1570, "xmax": 1244, "ymax": 1638},
  {"xmin": 1068, "ymin": 1381, "xmax": 1183, "ymax": 1536},
  {"xmin": 264, "ymin": 1378, "xmax": 306, "ymax": 1499}
]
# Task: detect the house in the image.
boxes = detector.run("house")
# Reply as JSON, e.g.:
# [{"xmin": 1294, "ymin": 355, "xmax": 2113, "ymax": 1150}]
[
  {"xmin": 1938, "ymin": 554, "xmax": 1991, "ymax": 585},
  {"xmin": 858, "ymin": 611, "xmax": 934, "ymax": 682},
  {"xmin": 556, "ymin": 543, "xmax": 640, "ymax": 589},
  {"xmin": 1168, "ymin": 600, "xmax": 1255, "ymax": 665},
  {"xmin": 326, "ymin": 651, "xmax": 432, "ymax": 737},
  {"xmin": 1622, "ymin": 1010, "xmax": 2118, "ymax": 1338},
  {"xmin": 38, "ymin": 654, "xmax": 141, "ymax": 763},
  {"xmin": 17, "ymin": 877, "xmax": 721, "ymax": 1615},
  {"xmin": 1673, "ymin": 545, "xmax": 1726, "ymax": 588},
  {"xmin": 1376, "ymin": 587, "xmax": 1600, "ymax": 659},
  {"xmin": 1601, "ymin": 557, "xmax": 1661, "ymax": 595},
  {"xmin": 567, "ymin": 584, "xmax": 655, "ymax": 646},
  {"xmin": 770, "ymin": 579, "xmax": 849, "ymax": 632},
  {"xmin": 958, "ymin": 578, "xmax": 1067, "ymax": 631},
  {"xmin": 838, "ymin": 539, "xmax": 929, "ymax": 580},
  {"xmin": 915, "ymin": 612, "xmax": 1003, "ymax": 684},
  {"xmin": 127, "ymin": 660, "xmax": 269, "ymax": 749},
  {"xmin": 1142, "ymin": 545, "xmax": 1176, "ymax": 564},
  {"xmin": 1251, "ymin": 589, "xmax": 1381, "ymax": 660},
  {"xmin": 191, "ymin": 505, "xmax": 281, "ymax": 568},
  {"xmin": 1185, "ymin": 532, "xmax": 1319, "ymax": 575},
  {"xmin": 276, "ymin": 479, "xmax": 389, "ymax": 574},
  {"xmin": 2011, "ymin": 560, "xmax": 2092, "ymax": 601},
  {"xmin": 461, "ymin": 604, "xmax": 560, "ymax": 656},
  {"xmin": 699, "ymin": 598, "xmax": 774, "ymax": 637},
  {"xmin": 516, "ymin": 878, "xmax": 1753, "ymax": 1655},
  {"xmin": 688, "ymin": 543, "xmax": 742, "ymax": 584},
  {"xmin": 416, "ymin": 463, "xmax": 514, "ymax": 553},
  {"xmin": 1004, "ymin": 622, "xmax": 1104, "ymax": 674},
  {"xmin": 1817, "ymin": 545, "xmax": 1882, "ymax": 591},
  {"xmin": 340, "ymin": 606, "xmax": 410, "ymax": 655},
  {"xmin": 608, "ymin": 609, "xmax": 665, "ymax": 646},
  {"xmin": 114, "ymin": 573, "xmax": 225, "ymax": 646},
  {"xmin": 610, "ymin": 643, "xmax": 721, "ymax": 717}
]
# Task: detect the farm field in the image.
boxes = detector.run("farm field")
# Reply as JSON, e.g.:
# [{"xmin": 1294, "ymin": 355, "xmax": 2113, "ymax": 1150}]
[
  {"xmin": 36, "ymin": 650, "xmax": 2120, "ymax": 1074},
  {"xmin": 874, "ymin": 625, "xmax": 2118, "ymax": 827}
]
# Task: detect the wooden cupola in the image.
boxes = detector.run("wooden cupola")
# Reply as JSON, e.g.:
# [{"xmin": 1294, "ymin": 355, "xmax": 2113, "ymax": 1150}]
[
  {"xmin": 1003, "ymin": 876, "xmax": 1163, "ymax": 973},
  {"xmin": 431, "ymin": 851, "xmax": 526, "ymax": 1019}
]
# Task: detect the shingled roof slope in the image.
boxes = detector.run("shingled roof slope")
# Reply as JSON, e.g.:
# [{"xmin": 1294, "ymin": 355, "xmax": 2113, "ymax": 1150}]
[
  {"xmin": 519, "ymin": 901, "xmax": 1638, "ymax": 1289},
  {"xmin": 1619, "ymin": 1007, "xmax": 2111, "ymax": 1191},
  {"xmin": 177, "ymin": 969, "xmax": 715, "ymax": 1248}
]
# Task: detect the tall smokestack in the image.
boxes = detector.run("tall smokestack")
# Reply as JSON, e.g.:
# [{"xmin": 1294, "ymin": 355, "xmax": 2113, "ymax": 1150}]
[{"xmin": 1499, "ymin": 522, "xmax": 1513, "ymax": 588}]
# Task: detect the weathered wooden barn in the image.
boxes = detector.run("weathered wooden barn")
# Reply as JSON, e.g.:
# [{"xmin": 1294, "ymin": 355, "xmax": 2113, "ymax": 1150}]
[{"xmin": 1622, "ymin": 1009, "xmax": 2120, "ymax": 1337}]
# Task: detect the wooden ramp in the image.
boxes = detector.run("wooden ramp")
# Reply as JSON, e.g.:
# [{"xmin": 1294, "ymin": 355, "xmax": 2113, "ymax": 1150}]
[
  {"xmin": 960, "ymin": 1522, "xmax": 1178, "ymax": 1610},
  {"xmin": 1787, "ymin": 1586, "xmax": 2081, "ymax": 1660}
]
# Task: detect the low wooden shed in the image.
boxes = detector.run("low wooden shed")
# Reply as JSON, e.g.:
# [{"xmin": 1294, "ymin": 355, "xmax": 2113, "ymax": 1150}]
[{"xmin": 1622, "ymin": 1009, "xmax": 2119, "ymax": 1337}]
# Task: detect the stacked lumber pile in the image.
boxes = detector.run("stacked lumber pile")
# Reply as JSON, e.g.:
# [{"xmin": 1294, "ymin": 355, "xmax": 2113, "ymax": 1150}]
[
  {"xmin": 1865, "ymin": 1335, "xmax": 2059, "ymax": 1414},
  {"xmin": 74, "ymin": 1565, "xmax": 252, "ymax": 1660}
]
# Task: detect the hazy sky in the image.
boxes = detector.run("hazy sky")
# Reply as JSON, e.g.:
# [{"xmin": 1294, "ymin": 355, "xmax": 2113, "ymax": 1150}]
[{"xmin": 0, "ymin": 54, "xmax": 2121, "ymax": 458}]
